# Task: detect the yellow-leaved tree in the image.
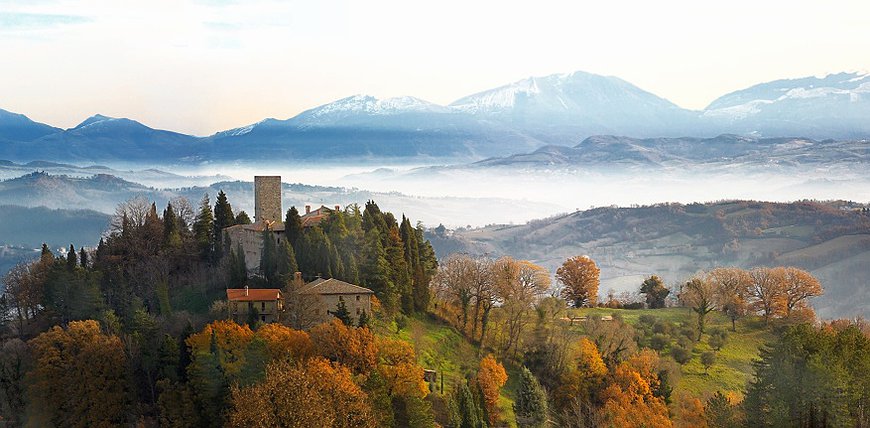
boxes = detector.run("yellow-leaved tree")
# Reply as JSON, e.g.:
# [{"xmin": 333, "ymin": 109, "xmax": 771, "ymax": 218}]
[{"xmin": 476, "ymin": 354, "xmax": 508, "ymax": 426}]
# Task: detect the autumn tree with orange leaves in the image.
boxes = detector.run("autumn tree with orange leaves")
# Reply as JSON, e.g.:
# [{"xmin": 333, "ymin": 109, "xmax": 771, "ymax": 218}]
[
  {"xmin": 227, "ymin": 357, "xmax": 376, "ymax": 428},
  {"xmin": 557, "ymin": 255, "xmax": 600, "ymax": 308},
  {"xmin": 477, "ymin": 354, "xmax": 508, "ymax": 426},
  {"xmin": 27, "ymin": 320, "xmax": 130, "ymax": 428}
]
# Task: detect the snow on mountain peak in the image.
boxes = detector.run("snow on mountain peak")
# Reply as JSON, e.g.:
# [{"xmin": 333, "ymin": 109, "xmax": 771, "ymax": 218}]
[{"xmin": 305, "ymin": 94, "xmax": 450, "ymax": 118}]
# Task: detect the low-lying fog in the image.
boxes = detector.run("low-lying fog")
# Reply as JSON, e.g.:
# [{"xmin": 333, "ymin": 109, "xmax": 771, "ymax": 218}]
[
  {"xmin": 4, "ymin": 159, "xmax": 868, "ymax": 229},
  {"xmin": 170, "ymin": 162, "xmax": 870, "ymax": 228}
]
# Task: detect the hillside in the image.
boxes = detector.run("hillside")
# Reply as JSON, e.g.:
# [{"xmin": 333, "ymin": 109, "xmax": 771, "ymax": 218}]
[{"xmin": 428, "ymin": 200, "xmax": 870, "ymax": 318}]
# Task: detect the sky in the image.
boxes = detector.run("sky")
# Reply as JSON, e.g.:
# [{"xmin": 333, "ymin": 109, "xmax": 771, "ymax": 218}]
[{"xmin": 1, "ymin": 0, "xmax": 869, "ymax": 136}]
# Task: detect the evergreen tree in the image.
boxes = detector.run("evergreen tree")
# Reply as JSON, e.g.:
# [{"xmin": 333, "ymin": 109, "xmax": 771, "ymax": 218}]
[
  {"xmin": 385, "ymin": 226, "xmax": 413, "ymax": 313},
  {"xmin": 284, "ymin": 206, "xmax": 303, "ymax": 247},
  {"xmin": 514, "ymin": 367, "xmax": 548, "ymax": 428},
  {"xmin": 79, "ymin": 247, "xmax": 89, "ymax": 270},
  {"xmin": 357, "ymin": 310, "xmax": 370, "ymax": 328},
  {"xmin": 640, "ymin": 275, "xmax": 670, "ymax": 309},
  {"xmin": 235, "ymin": 211, "xmax": 252, "ymax": 225},
  {"xmin": 212, "ymin": 190, "xmax": 235, "ymax": 260},
  {"xmin": 360, "ymin": 228, "xmax": 395, "ymax": 311},
  {"xmin": 66, "ymin": 244, "xmax": 77, "ymax": 271},
  {"xmin": 276, "ymin": 239, "xmax": 298, "ymax": 285},
  {"xmin": 450, "ymin": 380, "xmax": 487, "ymax": 428},
  {"xmin": 193, "ymin": 194, "xmax": 214, "ymax": 262},
  {"xmin": 259, "ymin": 230, "xmax": 277, "ymax": 285},
  {"xmin": 163, "ymin": 201, "xmax": 182, "ymax": 248},
  {"xmin": 332, "ymin": 300, "xmax": 353, "ymax": 326}
]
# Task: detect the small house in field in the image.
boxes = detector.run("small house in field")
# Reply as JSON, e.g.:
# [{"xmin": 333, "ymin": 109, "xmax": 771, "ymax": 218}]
[
  {"xmin": 227, "ymin": 286, "xmax": 283, "ymax": 323},
  {"xmin": 298, "ymin": 278, "xmax": 374, "ymax": 324}
]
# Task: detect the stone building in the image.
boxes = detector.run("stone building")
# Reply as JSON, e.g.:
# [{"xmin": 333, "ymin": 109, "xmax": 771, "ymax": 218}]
[
  {"xmin": 298, "ymin": 277, "xmax": 374, "ymax": 324},
  {"xmin": 223, "ymin": 175, "xmax": 342, "ymax": 273},
  {"xmin": 227, "ymin": 286, "xmax": 283, "ymax": 323}
]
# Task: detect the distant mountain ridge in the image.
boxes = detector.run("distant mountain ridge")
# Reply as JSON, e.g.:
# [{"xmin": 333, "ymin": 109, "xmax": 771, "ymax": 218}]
[{"xmin": 2, "ymin": 70, "xmax": 870, "ymax": 163}]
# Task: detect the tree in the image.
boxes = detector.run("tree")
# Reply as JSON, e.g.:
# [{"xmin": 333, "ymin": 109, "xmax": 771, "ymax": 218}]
[
  {"xmin": 705, "ymin": 391, "xmax": 744, "ymax": 428},
  {"xmin": 360, "ymin": 229, "xmax": 394, "ymax": 311},
  {"xmin": 700, "ymin": 351, "xmax": 716, "ymax": 375},
  {"xmin": 706, "ymin": 267, "xmax": 751, "ymax": 331},
  {"xmin": 640, "ymin": 275, "xmax": 670, "ymax": 309},
  {"xmin": 213, "ymin": 190, "xmax": 235, "ymax": 260},
  {"xmin": 493, "ymin": 257, "xmax": 550, "ymax": 357},
  {"xmin": 680, "ymin": 277, "xmax": 717, "ymax": 340},
  {"xmin": 66, "ymin": 244, "xmax": 78, "ymax": 270},
  {"xmin": 601, "ymin": 362, "xmax": 672, "ymax": 428},
  {"xmin": 557, "ymin": 255, "xmax": 600, "ymax": 307},
  {"xmin": 584, "ymin": 314, "xmax": 637, "ymax": 366},
  {"xmin": 514, "ymin": 366, "xmax": 548, "ymax": 428},
  {"xmin": 310, "ymin": 319, "xmax": 378, "ymax": 374},
  {"xmin": 449, "ymin": 380, "xmax": 486, "ymax": 428},
  {"xmin": 333, "ymin": 300, "xmax": 353, "ymax": 326},
  {"xmin": 708, "ymin": 328, "xmax": 728, "ymax": 351},
  {"xmin": 276, "ymin": 239, "xmax": 298, "ymax": 285},
  {"xmin": 259, "ymin": 229, "xmax": 277, "ymax": 285},
  {"xmin": 284, "ymin": 206, "xmax": 303, "ymax": 247},
  {"xmin": 476, "ymin": 355, "xmax": 508, "ymax": 426},
  {"xmin": 227, "ymin": 358, "xmax": 376, "ymax": 428},
  {"xmin": 780, "ymin": 267, "xmax": 823, "ymax": 317},
  {"xmin": 0, "ymin": 339, "xmax": 27, "ymax": 424},
  {"xmin": 27, "ymin": 320, "xmax": 129, "ymax": 427},
  {"xmin": 746, "ymin": 267, "xmax": 785, "ymax": 322},
  {"xmin": 193, "ymin": 194, "xmax": 214, "ymax": 261},
  {"xmin": 235, "ymin": 211, "xmax": 252, "ymax": 225},
  {"xmin": 431, "ymin": 254, "xmax": 476, "ymax": 333}
]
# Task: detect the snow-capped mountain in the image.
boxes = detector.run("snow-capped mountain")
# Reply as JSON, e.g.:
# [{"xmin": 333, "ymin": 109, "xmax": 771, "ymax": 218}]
[
  {"xmin": 704, "ymin": 72, "xmax": 870, "ymax": 138},
  {"xmin": 449, "ymin": 71, "xmax": 702, "ymax": 143},
  {"xmin": 2, "ymin": 70, "xmax": 870, "ymax": 163}
]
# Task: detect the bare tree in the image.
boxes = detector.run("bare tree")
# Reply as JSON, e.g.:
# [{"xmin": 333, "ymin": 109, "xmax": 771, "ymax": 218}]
[{"xmin": 110, "ymin": 195, "xmax": 151, "ymax": 233}]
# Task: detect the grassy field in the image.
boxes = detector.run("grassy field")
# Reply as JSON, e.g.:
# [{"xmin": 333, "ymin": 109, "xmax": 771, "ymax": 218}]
[
  {"xmin": 382, "ymin": 314, "xmax": 521, "ymax": 427},
  {"xmin": 382, "ymin": 307, "xmax": 773, "ymax": 425},
  {"xmin": 571, "ymin": 307, "xmax": 773, "ymax": 398}
]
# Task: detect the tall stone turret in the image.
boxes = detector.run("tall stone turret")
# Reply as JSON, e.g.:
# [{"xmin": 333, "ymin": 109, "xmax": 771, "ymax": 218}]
[{"xmin": 254, "ymin": 176, "xmax": 282, "ymax": 223}]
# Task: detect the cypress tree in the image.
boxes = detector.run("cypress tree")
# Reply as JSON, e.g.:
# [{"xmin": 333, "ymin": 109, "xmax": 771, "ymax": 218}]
[
  {"xmin": 332, "ymin": 300, "xmax": 353, "ymax": 326},
  {"xmin": 259, "ymin": 230, "xmax": 277, "ymax": 285},
  {"xmin": 163, "ymin": 202, "xmax": 181, "ymax": 248},
  {"xmin": 79, "ymin": 247, "xmax": 89, "ymax": 269},
  {"xmin": 67, "ymin": 244, "xmax": 78, "ymax": 271},
  {"xmin": 360, "ymin": 228, "xmax": 395, "ymax": 311},
  {"xmin": 276, "ymin": 239, "xmax": 298, "ymax": 286},
  {"xmin": 284, "ymin": 206, "xmax": 303, "ymax": 247}
]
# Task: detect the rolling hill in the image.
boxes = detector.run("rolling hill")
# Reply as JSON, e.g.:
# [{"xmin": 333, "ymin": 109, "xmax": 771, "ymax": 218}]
[{"xmin": 427, "ymin": 200, "xmax": 870, "ymax": 319}]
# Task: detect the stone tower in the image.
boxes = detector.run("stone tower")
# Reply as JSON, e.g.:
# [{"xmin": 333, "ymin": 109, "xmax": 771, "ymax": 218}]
[{"xmin": 254, "ymin": 176, "xmax": 282, "ymax": 223}]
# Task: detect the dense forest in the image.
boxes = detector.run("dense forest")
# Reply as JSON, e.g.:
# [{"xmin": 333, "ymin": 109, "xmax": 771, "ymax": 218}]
[{"xmin": 1, "ymin": 192, "xmax": 869, "ymax": 427}]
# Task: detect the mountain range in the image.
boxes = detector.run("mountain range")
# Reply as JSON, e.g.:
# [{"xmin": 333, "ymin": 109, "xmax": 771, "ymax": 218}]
[{"xmin": 2, "ymin": 71, "xmax": 870, "ymax": 163}]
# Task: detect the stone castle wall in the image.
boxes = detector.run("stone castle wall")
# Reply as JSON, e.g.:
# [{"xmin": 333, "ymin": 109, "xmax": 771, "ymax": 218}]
[{"xmin": 254, "ymin": 176, "xmax": 282, "ymax": 223}]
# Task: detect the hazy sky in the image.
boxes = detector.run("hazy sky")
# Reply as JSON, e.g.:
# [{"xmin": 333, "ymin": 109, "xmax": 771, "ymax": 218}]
[{"xmin": 2, "ymin": 0, "xmax": 869, "ymax": 135}]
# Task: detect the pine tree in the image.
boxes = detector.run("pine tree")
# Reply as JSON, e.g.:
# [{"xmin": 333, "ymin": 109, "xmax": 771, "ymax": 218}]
[
  {"xmin": 213, "ymin": 190, "xmax": 235, "ymax": 260},
  {"xmin": 385, "ymin": 226, "xmax": 413, "ymax": 313},
  {"xmin": 514, "ymin": 367, "xmax": 548, "ymax": 428},
  {"xmin": 163, "ymin": 202, "xmax": 182, "ymax": 248},
  {"xmin": 235, "ymin": 211, "xmax": 252, "ymax": 225},
  {"xmin": 450, "ymin": 380, "xmax": 487, "ymax": 428},
  {"xmin": 332, "ymin": 300, "xmax": 353, "ymax": 326},
  {"xmin": 193, "ymin": 194, "xmax": 214, "ymax": 262}
]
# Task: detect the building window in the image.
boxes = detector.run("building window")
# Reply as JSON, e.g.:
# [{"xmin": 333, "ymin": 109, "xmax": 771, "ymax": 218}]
[
  {"xmin": 356, "ymin": 295, "xmax": 360, "ymax": 301},
  {"xmin": 248, "ymin": 302, "xmax": 253, "ymax": 311},
  {"xmin": 261, "ymin": 302, "xmax": 266, "ymax": 311},
  {"xmin": 261, "ymin": 315, "xmax": 266, "ymax": 322},
  {"xmin": 339, "ymin": 295, "xmax": 344, "ymax": 302},
  {"xmin": 356, "ymin": 308, "xmax": 360, "ymax": 315}
]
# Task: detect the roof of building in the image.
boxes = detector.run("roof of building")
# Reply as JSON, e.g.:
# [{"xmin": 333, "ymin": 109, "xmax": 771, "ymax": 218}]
[
  {"xmin": 300, "ymin": 206, "xmax": 335, "ymax": 228},
  {"xmin": 227, "ymin": 288, "xmax": 282, "ymax": 301},
  {"xmin": 298, "ymin": 278, "xmax": 374, "ymax": 295},
  {"xmin": 224, "ymin": 220, "xmax": 285, "ymax": 233}
]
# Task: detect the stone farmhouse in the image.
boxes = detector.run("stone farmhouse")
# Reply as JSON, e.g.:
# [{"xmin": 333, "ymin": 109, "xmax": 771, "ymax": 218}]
[
  {"xmin": 297, "ymin": 277, "xmax": 374, "ymax": 325},
  {"xmin": 227, "ymin": 286, "xmax": 283, "ymax": 323}
]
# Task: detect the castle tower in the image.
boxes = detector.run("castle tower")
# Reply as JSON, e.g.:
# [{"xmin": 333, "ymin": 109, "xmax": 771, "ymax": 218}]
[{"xmin": 254, "ymin": 176, "xmax": 282, "ymax": 223}]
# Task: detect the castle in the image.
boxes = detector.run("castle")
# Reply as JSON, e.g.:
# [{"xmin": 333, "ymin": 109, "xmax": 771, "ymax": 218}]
[
  {"xmin": 224, "ymin": 176, "xmax": 373, "ymax": 325},
  {"xmin": 223, "ymin": 176, "xmax": 339, "ymax": 272}
]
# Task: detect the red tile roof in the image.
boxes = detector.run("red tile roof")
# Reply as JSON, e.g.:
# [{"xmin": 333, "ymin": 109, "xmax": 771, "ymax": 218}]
[{"xmin": 227, "ymin": 288, "xmax": 281, "ymax": 302}]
